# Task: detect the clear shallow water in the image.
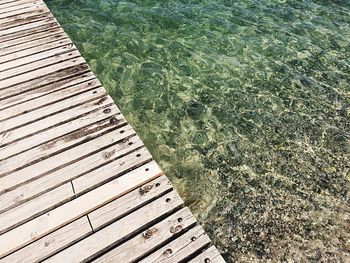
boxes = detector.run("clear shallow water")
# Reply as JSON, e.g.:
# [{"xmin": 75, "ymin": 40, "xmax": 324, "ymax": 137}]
[{"xmin": 46, "ymin": 0, "xmax": 350, "ymax": 261}]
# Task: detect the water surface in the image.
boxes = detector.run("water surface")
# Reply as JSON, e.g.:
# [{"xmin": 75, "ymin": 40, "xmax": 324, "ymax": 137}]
[{"xmin": 46, "ymin": 0, "xmax": 350, "ymax": 261}]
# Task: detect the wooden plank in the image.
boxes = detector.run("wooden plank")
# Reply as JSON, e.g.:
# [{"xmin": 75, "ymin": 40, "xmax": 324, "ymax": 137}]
[
  {"xmin": 72, "ymin": 147, "xmax": 153, "ymax": 195},
  {"xmin": 87, "ymin": 175, "xmax": 173, "ymax": 230},
  {"xmin": 0, "ymin": 0, "xmax": 23, "ymax": 5},
  {"xmin": 0, "ymin": 0, "xmax": 30, "ymax": 4},
  {"xmin": 0, "ymin": 91, "xmax": 107, "ymax": 148},
  {"xmin": 0, "ymin": 92, "xmax": 109, "ymax": 148},
  {"xmin": 0, "ymin": 48, "xmax": 79, "ymax": 81},
  {"xmin": 0, "ymin": 96, "xmax": 116, "ymax": 160},
  {"xmin": 139, "ymin": 226, "xmax": 211, "ymax": 263},
  {"xmin": 0, "ymin": 1, "xmax": 42, "ymax": 15},
  {"xmin": 0, "ymin": 37, "xmax": 71, "ymax": 67},
  {"xmin": 0, "ymin": 1, "xmax": 43, "ymax": 15},
  {"xmin": 93, "ymin": 207, "xmax": 197, "ymax": 263},
  {"xmin": 0, "ymin": 78, "xmax": 100, "ymax": 123},
  {"xmin": 2, "ymin": 176, "xmax": 172, "ymax": 263},
  {"xmin": 0, "ymin": 64, "xmax": 90, "ymax": 102},
  {"xmin": 0, "ymin": 124, "xmax": 135, "ymax": 193},
  {"xmin": 0, "ymin": 84, "xmax": 105, "ymax": 136},
  {"xmin": 1, "ymin": 217, "xmax": 92, "ymax": 263},
  {"xmin": 0, "ymin": 16, "xmax": 55, "ymax": 36},
  {"xmin": 0, "ymin": 21, "xmax": 59, "ymax": 43},
  {"xmin": 0, "ymin": 54, "xmax": 85, "ymax": 89},
  {"xmin": 0, "ymin": 30, "xmax": 65, "ymax": 56},
  {"xmin": 0, "ymin": 138, "xmax": 146, "ymax": 214},
  {"xmin": 43, "ymin": 190, "xmax": 183, "ymax": 263},
  {"xmin": 0, "ymin": 183, "xmax": 74, "ymax": 234},
  {"xmin": 0, "ymin": 161, "xmax": 164, "ymax": 258},
  {"xmin": 188, "ymin": 246, "xmax": 226, "ymax": 263},
  {"xmin": 0, "ymin": 0, "xmax": 38, "ymax": 11},
  {"xmin": 0, "ymin": 106, "xmax": 123, "ymax": 177},
  {"xmin": 0, "ymin": 26, "xmax": 63, "ymax": 49},
  {"xmin": 0, "ymin": 2, "xmax": 44, "ymax": 19},
  {"xmin": 0, "ymin": 138, "xmax": 150, "ymax": 213},
  {"xmin": 0, "ymin": 10, "xmax": 50, "ymax": 29}
]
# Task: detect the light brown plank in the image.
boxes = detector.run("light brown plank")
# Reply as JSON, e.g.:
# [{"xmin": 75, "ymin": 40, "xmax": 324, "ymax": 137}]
[
  {"xmin": 0, "ymin": 0, "xmax": 37, "ymax": 11},
  {"xmin": 0, "ymin": 10, "xmax": 50, "ymax": 29},
  {"xmin": 0, "ymin": 91, "xmax": 113, "ymax": 160},
  {"xmin": 0, "ymin": 26, "xmax": 63, "ymax": 50},
  {"xmin": 0, "ymin": 106, "xmax": 123, "ymax": 177},
  {"xmin": 0, "ymin": 85, "xmax": 105, "ymax": 137},
  {"xmin": 44, "ymin": 190, "xmax": 182, "ymax": 263},
  {"xmin": 139, "ymin": 226, "xmax": 211, "ymax": 263},
  {"xmin": 0, "ymin": 2, "xmax": 44, "ymax": 20},
  {"xmin": 0, "ymin": 183, "xmax": 74, "ymax": 234},
  {"xmin": 0, "ymin": 21, "xmax": 59, "ymax": 48},
  {"xmin": 0, "ymin": 161, "xmax": 164, "ymax": 258},
  {"xmin": 0, "ymin": 38, "xmax": 71, "ymax": 68},
  {"xmin": 0, "ymin": 16, "xmax": 56, "ymax": 38},
  {"xmin": 0, "ymin": 48, "xmax": 79, "ymax": 81},
  {"xmin": 93, "ymin": 207, "xmax": 197, "ymax": 263},
  {"xmin": 0, "ymin": 64, "xmax": 90, "ymax": 102},
  {"xmin": 0, "ymin": 124, "xmax": 135, "ymax": 193},
  {"xmin": 3, "ymin": 176, "xmax": 172, "ymax": 263},
  {"xmin": 87, "ymin": 175, "xmax": 173, "ymax": 230},
  {"xmin": 0, "ymin": 145, "xmax": 153, "ymax": 217},
  {"xmin": 0, "ymin": 55, "xmax": 85, "ymax": 89},
  {"xmin": 72, "ymin": 147, "xmax": 153, "ymax": 195},
  {"xmin": 0, "ymin": 78, "xmax": 100, "ymax": 123},
  {"xmin": 0, "ymin": 30, "xmax": 65, "ymax": 57},
  {"xmin": 188, "ymin": 246, "xmax": 226, "ymax": 263},
  {"xmin": 1, "ymin": 217, "xmax": 92, "ymax": 263},
  {"xmin": 0, "ymin": 1, "xmax": 42, "ymax": 14}
]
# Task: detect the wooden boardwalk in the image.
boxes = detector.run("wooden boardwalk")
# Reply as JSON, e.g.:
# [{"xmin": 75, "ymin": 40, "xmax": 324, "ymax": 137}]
[{"xmin": 0, "ymin": 0, "xmax": 225, "ymax": 262}]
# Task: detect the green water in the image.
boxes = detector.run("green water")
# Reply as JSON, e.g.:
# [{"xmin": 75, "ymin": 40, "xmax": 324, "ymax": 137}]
[{"xmin": 46, "ymin": 0, "xmax": 350, "ymax": 261}]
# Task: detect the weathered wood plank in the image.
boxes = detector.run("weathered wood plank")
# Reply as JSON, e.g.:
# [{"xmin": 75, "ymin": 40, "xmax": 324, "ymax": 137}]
[
  {"xmin": 0, "ymin": 85, "xmax": 105, "ymax": 136},
  {"xmin": 0, "ymin": 64, "xmax": 90, "ymax": 102},
  {"xmin": 0, "ymin": 8, "xmax": 49, "ymax": 24},
  {"xmin": 0, "ymin": 26, "xmax": 63, "ymax": 49},
  {"xmin": 0, "ymin": 49, "xmax": 80, "ymax": 81},
  {"xmin": 1, "ymin": 217, "xmax": 92, "ymax": 263},
  {"xmin": 88, "ymin": 175, "xmax": 173, "ymax": 230},
  {"xmin": 2, "ymin": 176, "xmax": 173, "ymax": 263},
  {"xmin": 0, "ymin": 137, "xmax": 145, "ymax": 214},
  {"xmin": 0, "ymin": 55, "xmax": 85, "ymax": 89},
  {"xmin": 93, "ymin": 207, "xmax": 197, "ymax": 263},
  {"xmin": 0, "ymin": 10, "xmax": 51, "ymax": 29},
  {"xmin": 0, "ymin": 136, "xmax": 143, "ymax": 214},
  {"xmin": 0, "ymin": 38, "xmax": 71, "ymax": 67},
  {"xmin": 0, "ymin": 161, "xmax": 163, "ymax": 258},
  {"xmin": 0, "ymin": 2, "xmax": 45, "ymax": 20},
  {"xmin": 0, "ymin": 106, "xmax": 123, "ymax": 177},
  {"xmin": 43, "ymin": 190, "xmax": 183, "ymax": 263},
  {"xmin": 0, "ymin": 124, "xmax": 135, "ymax": 193},
  {"xmin": 0, "ymin": 0, "xmax": 37, "ymax": 10},
  {"xmin": 0, "ymin": 30, "xmax": 65, "ymax": 56},
  {"xmin": 0, "ymin": 89, "xmax": 112, "ymax": 160},
  {"xmin": 0, "ymin": 1, "xmax": 42, "ymax": 15},
  {"xmin": 188, "ymin": 246, "xmax": 226, "ymax": 263},
  {"xmin": 72, "ymin": 147, "xmax": 153, "ymax": 195},
  {"xmin": 0, "ymin": 16, "xmax": 56, "ymax": 36},
  {"xmin": 0, "ymin": 78, "xmax": 100, "ymax": 123},
  {"xmin": 0, "ymin": 183, "xmax": 74, "ymax": 234},
  {"xmin": 139, "ymin": 226, "xmax": 211, "ymax": 263},
  {"xmin": 0, "ymin": 21, "xmax": 59, "ymax": 46}
]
